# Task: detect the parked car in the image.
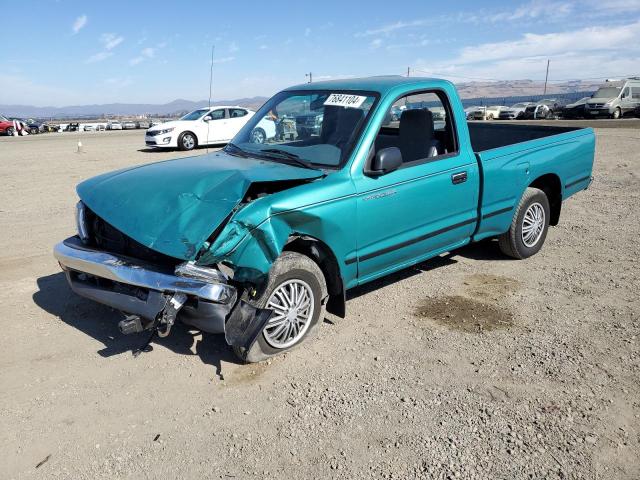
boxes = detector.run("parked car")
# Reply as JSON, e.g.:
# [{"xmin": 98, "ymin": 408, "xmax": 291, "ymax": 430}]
[
  {"xmin": 145, "ymin": 106, "xmax": 254, "ymax": 150},
  {"xmin": 136, "ymin": 120, "xmax": 150, "ymax": 129},
  {"xmin": 520, "ymin": 99, "xmax": 565, "ymax": 120},
  {"xmin": 560, "ymin": 97, "xmax": 590, "ymax": 119},
  {"xmin": 499, "ymin": 102, "xmax": 533, "ymax": 120},
  {"xmin": 635, "ymin": 104, "xmax": 640, "ymax": 118},
  {"xmin": 122, "ymin": 121, "xmax": 136, "ymax": 130},
  {"xmin": 295, "ymin": 111, "xmax": 324, "ymax": 139},
  {"xmin": 54, "ymin": 76, "xmax": 595, "ymax": 363},
  {"xmin": 584, "ymin": 78, "xmax": 640, "ymax": 119},
  {"xmin": 470, "ymin": 105, "xmax": 506, "ymax": 120},
  {"xmin": 84, "ymin": 125, "xmax": 95, "ymax": 132},
  {"xmin": 464, "ymin": 106, "xmax": 480, "ymax": 120},
  {"xmin": 12, "ymin": 118, "xmax": 48, "ymax": 134},
  {"xmin": 96, "ymin": 124, "xmax": 106, "ymax": 131},
  {"xmin": 107, "ymin": 122, "xmax": 123, "ymax": 130},
  {"xmin": 249, "ymin": 116, "xmax": 277, "ymax": 144},
  {"xmin": 64, "ymin": 122, "xmax": 80, "ymax": 132},
  {"xmin": 0, "ymin": 114, "xmax": 16, "ymax": 135}
]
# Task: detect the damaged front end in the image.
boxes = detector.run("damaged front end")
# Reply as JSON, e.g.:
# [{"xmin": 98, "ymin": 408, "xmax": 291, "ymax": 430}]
[{"xmin": 53, "ymin": 236, "xmax": 272, "ymax": 353}]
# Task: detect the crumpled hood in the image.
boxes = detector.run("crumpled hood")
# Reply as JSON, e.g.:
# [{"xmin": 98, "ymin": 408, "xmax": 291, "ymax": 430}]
[{"xmin": 77, "ymin": 151, "xmax": 323, "ymax": 260}]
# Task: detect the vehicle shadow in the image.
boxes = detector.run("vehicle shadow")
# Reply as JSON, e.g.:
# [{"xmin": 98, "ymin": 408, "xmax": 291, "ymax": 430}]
[
  {"xmin": 454, "ymin": 238, "xmax": 512, "ymax": 261},
  {"xmin": 347, "ymin": 253, "xmax": 458, "ymax": 301},
  {"xmin": 32, "ymin": 273, "xmax": 240, "ymax": 374}
]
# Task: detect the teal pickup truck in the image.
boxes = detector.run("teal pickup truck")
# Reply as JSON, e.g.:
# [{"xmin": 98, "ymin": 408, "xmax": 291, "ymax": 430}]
[{"xmin": 54, "ymin": 76, "xmax": 595, "ymax": 362}]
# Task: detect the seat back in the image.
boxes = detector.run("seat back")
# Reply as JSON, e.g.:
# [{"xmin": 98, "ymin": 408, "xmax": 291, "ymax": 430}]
[
  {"xmin": 398, "ymin": 109, "xmax": 439, "ymax": 162},
  {"xmin": 321, "ymin": 106, "xmax": 364, "ymax": 148}
]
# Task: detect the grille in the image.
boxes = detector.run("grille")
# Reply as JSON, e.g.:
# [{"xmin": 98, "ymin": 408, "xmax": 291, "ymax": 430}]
[{"xmin": 87, "ymin": 209, "xmax": 180, "ymax": 267}]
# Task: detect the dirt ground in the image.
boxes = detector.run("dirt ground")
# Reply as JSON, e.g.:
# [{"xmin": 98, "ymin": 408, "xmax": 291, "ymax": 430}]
[{"xmin": 1, "ymin": 127, "xmax": 639, "ymax": 479}]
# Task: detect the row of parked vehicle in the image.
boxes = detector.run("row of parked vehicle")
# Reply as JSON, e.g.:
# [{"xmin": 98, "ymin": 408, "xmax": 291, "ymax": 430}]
[
  {"xmin": 466, "ymin": 77, "xmax": 640, "ymax": 121},
  {"xmin": 0, "ymin": 114, "xmax": 162, "ymax": 135}
]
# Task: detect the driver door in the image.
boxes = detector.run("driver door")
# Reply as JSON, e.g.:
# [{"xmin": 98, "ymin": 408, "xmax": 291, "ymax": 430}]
[{"xmin": 205, "ymin": 108, "xmax": 229, "ymax": 143}]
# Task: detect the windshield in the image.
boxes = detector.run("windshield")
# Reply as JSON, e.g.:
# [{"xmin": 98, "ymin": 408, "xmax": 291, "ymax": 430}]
[
  {"xmin": 227, "ymin": 90, "xmax": 377, "ymax": 169},
  {"xmin": 180, "ymin": 108, "xmax": 209, "ymax": 121},
  {"xmin": 592, "ymin": 87, "xmax": 621, "ymax": 99},
  {"xmin": 0, "ymin": 114, "xmax": 8, "ymax": 121}
]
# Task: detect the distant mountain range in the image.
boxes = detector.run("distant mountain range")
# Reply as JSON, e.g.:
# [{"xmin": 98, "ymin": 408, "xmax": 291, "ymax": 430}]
[
  {"xmin": 0, "ymin": 79, "xmax": 607, "ymax": 119},
  {"xmin": 0, "ymin": 97, "xmax": 269, "ymax": 119}
]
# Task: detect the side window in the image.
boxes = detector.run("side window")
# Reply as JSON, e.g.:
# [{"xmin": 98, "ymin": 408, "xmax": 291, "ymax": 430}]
[
  {"xmin": 622, "ymin": 87, "xmax": 630, "ymax": 99},
  {"xmin": 376, "ymin": 91, "xmax": 457, "ymax": 165},
  {"xmin": 632, "ymin": 87, "xmax": 640, "ymax": 99},
  {"xmin": 209, "ymin": 109, "xmax": 225, "ymax": 120},
  {"xmin": 229, "ymin": 108, "xmax": 248, "ymax": 118}
]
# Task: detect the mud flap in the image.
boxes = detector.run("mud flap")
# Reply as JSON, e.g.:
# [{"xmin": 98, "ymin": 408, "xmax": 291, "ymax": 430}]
[{"xmin": 225, "ymin": 300, "xmax": 273, "ymax": 351}]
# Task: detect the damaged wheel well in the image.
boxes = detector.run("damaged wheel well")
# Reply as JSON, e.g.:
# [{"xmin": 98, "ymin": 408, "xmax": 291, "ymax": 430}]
[{"xmin": 283, "ymin": 235, "xmax": 346, "ymax": 318}]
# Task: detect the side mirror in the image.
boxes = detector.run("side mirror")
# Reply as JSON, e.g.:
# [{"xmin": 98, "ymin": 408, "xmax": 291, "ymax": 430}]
[
  {"xmin": 203, "ymin": 115, "xmax": 213, "ymax": 122},
  {"xmin": 368, "ymin": 147, "xmax": 402, "ymax": 176}
]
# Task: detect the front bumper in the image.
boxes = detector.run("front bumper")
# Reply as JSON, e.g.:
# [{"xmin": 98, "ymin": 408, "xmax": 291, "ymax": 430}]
[
  {"xmin": 585, "ymin": 108, "xmax": 611, "ymax": 116},
  {"xmin": 145, "ymin": 134, "xmax": 174, "ymax": 147},
  {"xmin": 54, "ymin": 237, "xmax": 236, "ymax": 333}
]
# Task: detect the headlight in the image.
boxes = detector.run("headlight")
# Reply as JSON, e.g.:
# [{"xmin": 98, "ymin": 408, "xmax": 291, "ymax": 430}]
[
  {"xmin": 148, "ymin": 127, "xmax": 174, "ymax": 136},
  {"xmin": 76, "ymin": 201, "xmax": 90, "ymax": 243}
]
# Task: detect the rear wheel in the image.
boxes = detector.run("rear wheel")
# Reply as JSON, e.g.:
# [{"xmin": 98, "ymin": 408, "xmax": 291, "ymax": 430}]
[
  {"xmin": 498, "ymin": 187, "xmax": 550, "ymax": 259},
  {"xmin": 178, "ymin": 131, "xmax": 197, "ymax": 151},
  {"xmin": 233, "ymin": 251, "xmax": 327, "ymax": 363}
]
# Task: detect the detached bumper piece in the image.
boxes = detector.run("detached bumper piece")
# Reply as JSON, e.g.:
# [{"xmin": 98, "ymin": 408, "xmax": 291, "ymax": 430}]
[{"xmin": 53, "ymin": 237, "xmax": 269, "ymax": 353}]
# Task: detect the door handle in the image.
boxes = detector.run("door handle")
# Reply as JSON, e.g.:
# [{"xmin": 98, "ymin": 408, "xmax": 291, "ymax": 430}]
[{"xmin": 451, "ymin": 171, "xmax": 467, "ymax": 185}]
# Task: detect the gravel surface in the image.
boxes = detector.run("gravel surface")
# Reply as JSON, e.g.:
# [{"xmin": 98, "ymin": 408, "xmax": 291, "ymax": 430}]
[{"xmin": 1, "ymin": 128, "xmax": 638, "ymax": 479}]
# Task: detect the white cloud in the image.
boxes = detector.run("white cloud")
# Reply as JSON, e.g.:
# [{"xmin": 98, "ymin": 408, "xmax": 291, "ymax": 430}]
[
  {"xmin": 370, "ymin": 38, "xmax": 383, "ymax": 49},
  {"xmin": 129, "ymin": 57, "xmax": 144, "ymax": 66},
  {"xmin": 86, "ymin": 51, "xmax": 113, "ymax": 63},
  {"xmin": 413, "ymin": 21, "xmax": 640, "ymax": 82},
  {"xmin": 487, "ymin": 0, "xmax": 574, "ymax": 22},
  {"xmin": 259, "ymin": 44, "xmax": 268, "ymax": 50},
  {"xmin": 355, "ymin": 20, "xmax": 429, "ymax": 37},
  {"xmin": 228, "ymin": 41, "xmax": 239, "ymax": 53},
  {"xmin": 212, "ymin": 56, "xmax": 235, "ymax": 64},
  {"xmin": 454, "ymin": 21, "xmax": 640, "ymax": 65},
  {"xmin": 72, "ymin": 15, "xmax": 87, "ymax": 34},
  {"xmin": 141, "ymin": 47, "xmax": 155, "ymax": 58},
  {"xmin": 101, "ymin": 33, "xmax": 124, "ymax": 50},
  {"xmin": 129, "ymin": 45, "xmax": 162, "ymax": 66}
]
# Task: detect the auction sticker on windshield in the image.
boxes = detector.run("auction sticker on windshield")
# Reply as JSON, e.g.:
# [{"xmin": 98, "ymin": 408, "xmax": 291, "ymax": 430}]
[{"xmin": 324, "ymin": 94, "xmax": 367, "ymax": 108}]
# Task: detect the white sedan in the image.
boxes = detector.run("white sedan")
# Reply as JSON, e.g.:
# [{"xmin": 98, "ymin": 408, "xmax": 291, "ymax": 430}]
[{"xmin": 145, "ymin": 106, "xmax": 255, "ymax": 151}]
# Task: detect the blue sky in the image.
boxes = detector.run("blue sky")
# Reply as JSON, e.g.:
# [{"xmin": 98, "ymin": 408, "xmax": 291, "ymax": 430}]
[{"xmin": 1, "ymin": 0, "xmax": 639, "ymax": 106}]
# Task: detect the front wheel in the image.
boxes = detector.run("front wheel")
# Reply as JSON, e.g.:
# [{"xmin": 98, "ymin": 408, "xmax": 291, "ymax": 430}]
[
  {"xmin": 612, "ymin": 107, "xmax": 621, "ymax": 119},
  {"xmin": 6, "ymin": 127, "xmax": 14, "ymax": 136},
  {"xmin": 250, "ymin": 127, "xmax": 266, "ymax": 144},
  {"xmin": 498, "ymin": 187, "xmax": 550, "ymax": 259},
  {"xmin": 233, "ymin": 251, "xmax": 327, "ymax": 363},
  {"xmin": 178, "ymin": 131, "xmax": 197, "ymax": 151}
]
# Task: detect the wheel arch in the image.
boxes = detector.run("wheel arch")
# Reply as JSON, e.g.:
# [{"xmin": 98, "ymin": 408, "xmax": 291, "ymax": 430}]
[
  {"xmin": 283, "ymin": 234, "xmax": 346, "ymax": 318},
  {"xmin": 529, "ymin": 173, "xmax": 562, "ymax": 226},
  {"xmin": 180, "ymin": 130, "xmax": 198, "ymax": 146}
]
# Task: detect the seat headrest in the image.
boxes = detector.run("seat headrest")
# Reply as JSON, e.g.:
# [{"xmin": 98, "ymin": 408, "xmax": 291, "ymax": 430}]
[{"xmin": 399, "ymin": 109, "xmax": 434, "ymax": 139}]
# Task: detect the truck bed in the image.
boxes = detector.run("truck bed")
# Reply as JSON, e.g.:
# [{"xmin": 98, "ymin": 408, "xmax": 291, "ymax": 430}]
[{"xmin": 467, "ymin": 123, "xmax": 584, "ymax": 153}]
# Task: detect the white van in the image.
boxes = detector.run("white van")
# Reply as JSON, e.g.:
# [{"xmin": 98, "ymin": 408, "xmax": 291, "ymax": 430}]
[{"xmin": 585, "ymin": 78, "xmax": 640, "ymax": 119}]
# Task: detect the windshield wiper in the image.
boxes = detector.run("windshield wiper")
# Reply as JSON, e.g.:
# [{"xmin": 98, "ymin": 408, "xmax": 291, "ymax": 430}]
[
  {"xmin": 224, "ymin": 142, "xmax": 249, "ymax": 158},
  {"xmin": 259, "ymin": 148, "xmax": 318, "ymax": 170}
]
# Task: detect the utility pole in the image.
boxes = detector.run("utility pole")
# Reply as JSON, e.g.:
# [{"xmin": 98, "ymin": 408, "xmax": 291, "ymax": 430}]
[
  {"xmin": 305, "ymin": 72, "xmax": 313, "ymax": 83},
  {"xmin": 543, "ymin": 59, "xmax": 550, "ymax": 95},
  {"xmin": 407, "ymin": 66, "xmax": 410, "ymax": 77}
]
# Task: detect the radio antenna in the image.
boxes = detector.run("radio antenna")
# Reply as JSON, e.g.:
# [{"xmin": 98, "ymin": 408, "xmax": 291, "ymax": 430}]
[{"xmin": 206, "ymin": 44, "xmax": 215, "ymax": 154}]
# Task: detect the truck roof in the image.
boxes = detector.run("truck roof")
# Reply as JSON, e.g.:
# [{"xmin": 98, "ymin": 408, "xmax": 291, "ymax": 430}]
[{"xmin": 284, "ymin": 75, "xmax": 454, "ymax": 95}]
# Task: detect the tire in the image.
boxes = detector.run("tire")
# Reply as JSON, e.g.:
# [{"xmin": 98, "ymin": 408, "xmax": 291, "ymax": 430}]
[
  {"xmin": 6, "ymin": 127, "xmax": 14, "ymax": 136},
  {"xmin": 487, "ymin": 114, "xmax": 494, "ymax": 120},
  {"xmin": 612, "ymin": 107, "xmax": 621, "ymax": 119},
  {"xmin": 30, "ymin": 127, "xmax": 38, "ymax": 134},
  {"xmin": 250, "ymin": 127, "xmax": 266, "ymax": 144},
  {"xmin": 233, "ymin": 251, "xmax": 327, "ymax": 363},
  {"xmin": 178, "ymin": 131, "xmax": 197, "ymax": 151},
  {"xmin": 498, "ymin": 187, "xmax": 550, "ymax": 259}
]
